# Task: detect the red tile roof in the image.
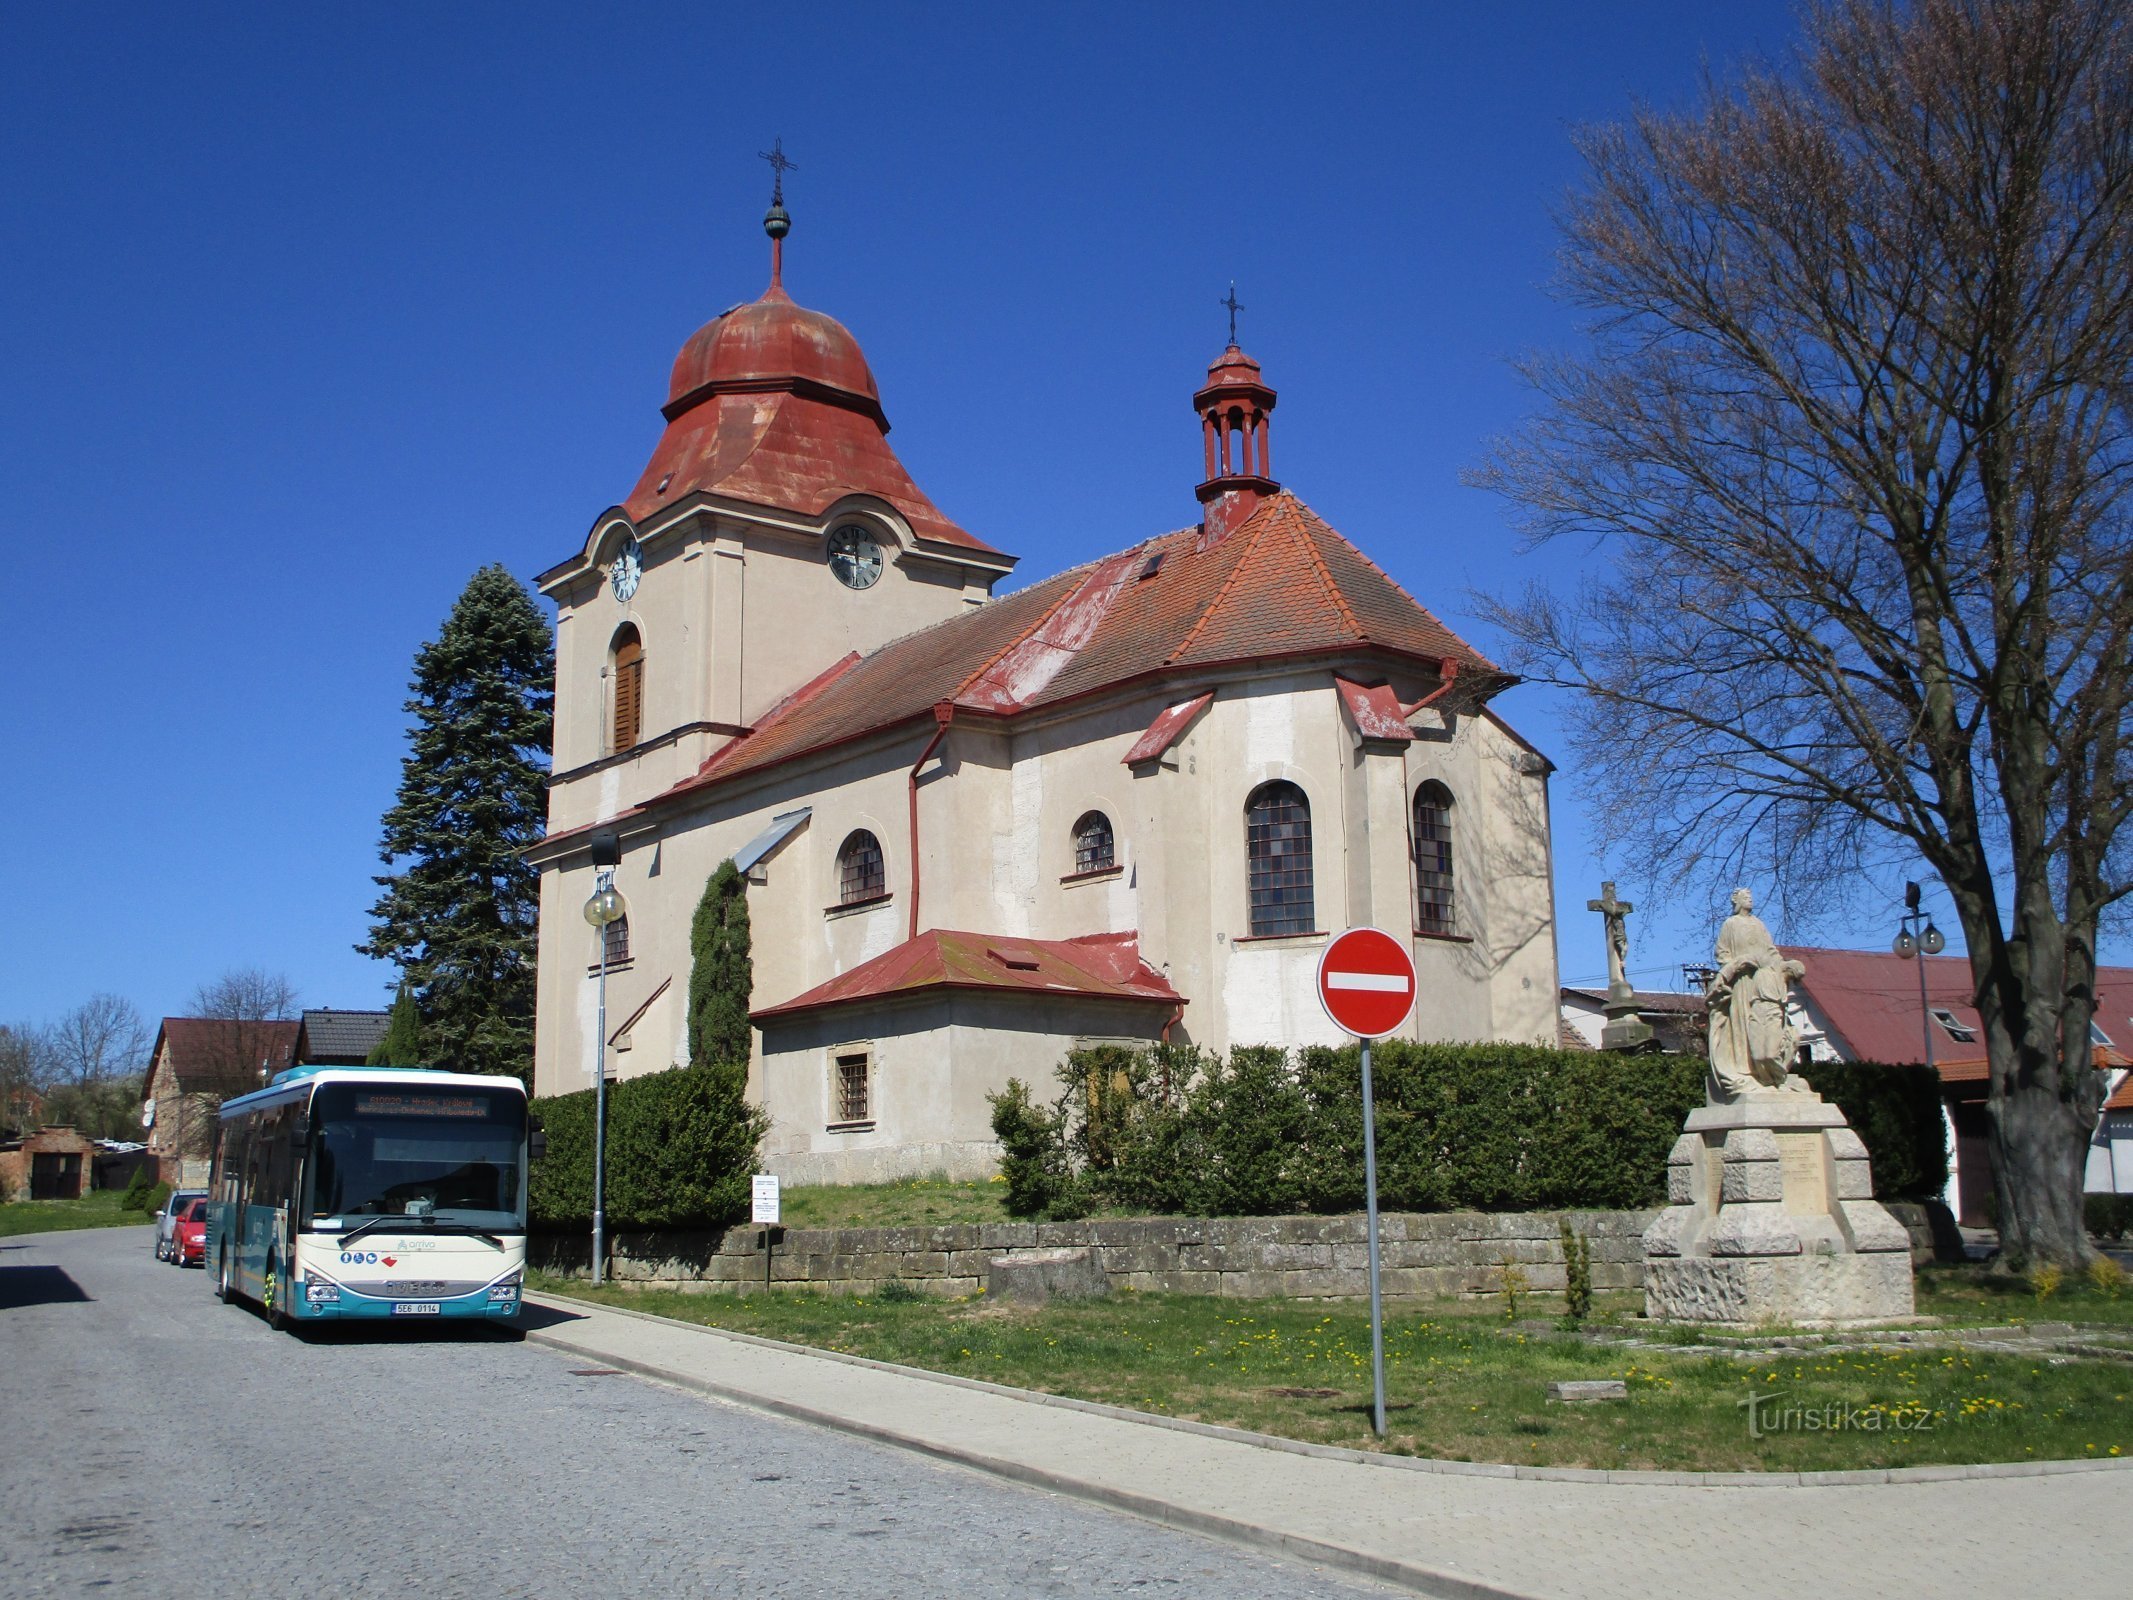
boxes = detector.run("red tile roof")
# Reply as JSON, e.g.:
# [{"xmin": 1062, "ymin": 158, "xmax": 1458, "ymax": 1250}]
[
  {"xmin": 621, "ymin": 286, "xmax": 1001, "ymax": 554},
  {"xmin": 752, "ymin": 930, "xmax": 1183, "ymax": 1023},
  {"xmin": 571, "ymin": 490, "xmax": 1500, "ymax": 837},
  {"xmin": 2107, "ymin": 1071, "xmax": 2133, "ymax": 1112},
  {"xmin": 1122, "ymin": 691, "xmax": 1214, "ymax": 766},
  {"xmin": 1789, "ymin": 946, "xmax": 2133, "ymax": 1077},
  {"xmin": 148, "ymin": 1018, "xmax": 301, "ymax": 1099}
]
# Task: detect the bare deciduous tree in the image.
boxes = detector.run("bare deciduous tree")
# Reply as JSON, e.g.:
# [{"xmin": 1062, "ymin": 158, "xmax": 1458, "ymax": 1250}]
[
  {"xmin": 0, "ymin": 1022, "xmax": 56, "ymax": 1134},
  {"xmin": 187, "ymin": 967, "xmax": 299, "ymax": 1096},
  {"xmin": 46, "ymin": 993, "xmax": 147, "ymax": 1090},
  {"xmin": 1474, "ymin": 0, "xmax": 2132, "ymax": 1267}
]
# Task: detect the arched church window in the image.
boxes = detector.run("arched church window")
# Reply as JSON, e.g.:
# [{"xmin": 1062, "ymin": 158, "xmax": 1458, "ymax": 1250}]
[
  {"xmin": 602, "ymin": 914, "xmax": 631, "ymax": 967},
  {"xmin": 611, "ymin": 625, "xmax": 644, "ymax": 753},
  {"xmin": 1072, "ymin": 811, "xmax": 1115, "ymax": 875},
  {"xmin": 837, "ymin": 830, "xmax": 887, "ymax": 905},
  {"xmin": 1245, "ymin": 781, "xmax": 1314, "ymax": 937},
  {"xmin": 1414, "ymin": 783, "xmax": 1456, "ymax": 936}
]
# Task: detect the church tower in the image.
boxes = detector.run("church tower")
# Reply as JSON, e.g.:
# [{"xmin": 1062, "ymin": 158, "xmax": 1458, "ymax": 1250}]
[{"xmin": 535, "ymin": 168, "xmax": 1017, "ymax": 840}]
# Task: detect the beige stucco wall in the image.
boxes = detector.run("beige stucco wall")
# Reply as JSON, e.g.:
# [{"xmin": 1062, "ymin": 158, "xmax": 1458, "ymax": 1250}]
[{"xmin": 533, "ymin": 660, "xmax": 1560, "ymax": 1103}]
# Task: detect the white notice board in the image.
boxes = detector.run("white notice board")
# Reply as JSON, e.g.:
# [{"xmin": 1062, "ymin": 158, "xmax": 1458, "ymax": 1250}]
[{"xmin": 751, "ymin": 1173, "xmax": 781, "ymax": 1226}]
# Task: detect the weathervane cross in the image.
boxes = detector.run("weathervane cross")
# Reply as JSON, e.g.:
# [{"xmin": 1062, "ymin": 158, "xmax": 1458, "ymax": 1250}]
[
  {"xmin": 1221, "ymin": 281, "xmax": 1243, "ymax": 345},
  {"xmin": 758, "ymin": 138, "xmax": 797, "ymax": 203}
]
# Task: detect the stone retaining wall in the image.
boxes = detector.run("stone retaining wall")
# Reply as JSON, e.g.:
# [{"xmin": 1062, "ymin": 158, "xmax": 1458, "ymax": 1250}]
[{"xmin": 532, "ymin": 1209, "xmax": 1660, "ymax": 1299}]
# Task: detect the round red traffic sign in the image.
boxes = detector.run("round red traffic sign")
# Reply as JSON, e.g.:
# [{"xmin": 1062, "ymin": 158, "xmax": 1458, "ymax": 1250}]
[{"xmin": 1316, "ymin": 928, "xmax": 1417, "ymax": 1039}]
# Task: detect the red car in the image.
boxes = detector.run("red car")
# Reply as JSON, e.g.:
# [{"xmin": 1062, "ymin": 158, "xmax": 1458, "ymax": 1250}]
[{"xmin": 172, "ymin": 1198, "xmax": 209, "ymax": 1268}]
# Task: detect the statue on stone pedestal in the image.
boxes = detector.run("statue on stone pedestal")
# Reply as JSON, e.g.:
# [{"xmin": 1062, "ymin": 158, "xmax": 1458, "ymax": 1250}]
[
  {"xmin": 1587, "ymin": 881, "xmax": 1653, "ymax": 1051},
  {"xmin": 1705, "ymin": 887, "xmax": 1808, "ymax": 1100}
]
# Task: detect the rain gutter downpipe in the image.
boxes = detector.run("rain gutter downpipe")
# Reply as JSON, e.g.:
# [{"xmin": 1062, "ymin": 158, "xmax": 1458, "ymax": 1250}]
[{"xmin": 908, "ymin": 703, "xmax": 954, "ymax": 941}]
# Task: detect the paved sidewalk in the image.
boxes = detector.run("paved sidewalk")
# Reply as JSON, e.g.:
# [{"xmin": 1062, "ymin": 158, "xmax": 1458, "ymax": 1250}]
[{"xmin": 523, "ymin": 1293, "xmax": 2129, "ymax": 1600}]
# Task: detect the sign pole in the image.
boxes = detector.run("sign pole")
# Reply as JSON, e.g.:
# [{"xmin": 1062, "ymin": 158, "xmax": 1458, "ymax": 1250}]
[
  {"xmin": 1315, "ymin": 926, "xmax": 1414, "ymax": 1445},
  {"xmin": 1361, "ymin": 1036, "xmax": 1386, "ymax": 1438}
]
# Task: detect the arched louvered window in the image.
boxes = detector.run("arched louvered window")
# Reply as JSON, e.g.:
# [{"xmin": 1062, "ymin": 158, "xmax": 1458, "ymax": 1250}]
[
  {"xmin": 602, "ymin": 914, "xmax": 631, "ymax": 967},
  {"xmin": 1414, "ymin": 782, "xmax": 1455, "ymax": 936},
  {"xmin": 1072, "ymin": 811, "xmax": 1116, "ymax": 875},
  {"xmin": 1245, "ymin": 781, "xmax": 1314, "ymax": 936},
  {"xmin": 837, "ymin": 829, "xmax": 887, "ymax": 905},
  {"xmin": 610, "ymin": 625, "xmax": 644, "ymax": 754}
]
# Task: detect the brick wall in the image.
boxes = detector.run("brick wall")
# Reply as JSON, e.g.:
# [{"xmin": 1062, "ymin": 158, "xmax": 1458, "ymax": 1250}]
[{"xmin": 531, "ymin": 1209, "xmax": 1660, "ymax": 1298}]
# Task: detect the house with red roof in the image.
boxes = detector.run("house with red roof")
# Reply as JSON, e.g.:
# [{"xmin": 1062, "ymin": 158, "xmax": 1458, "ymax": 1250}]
[
  {"xmin": 142, "ymin": 1016, "xmax": 300, "ymax": 1186},
  {"xmin": 527, "ymin": 197, "xmax": 1561, "ymax": 1183},
  {"xmin": 1786, "ymin": 947, "xmax": 2133, "ymax": 1223}
]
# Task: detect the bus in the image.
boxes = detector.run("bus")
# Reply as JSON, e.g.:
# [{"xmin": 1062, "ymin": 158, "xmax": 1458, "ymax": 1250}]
[{"xmin": 206, "ymin": 1066, "xmax": 535, "ymax": 1332}]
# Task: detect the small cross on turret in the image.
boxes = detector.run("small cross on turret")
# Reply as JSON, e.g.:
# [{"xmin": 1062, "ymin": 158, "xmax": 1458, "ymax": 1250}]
[{"xmin": 1221, "ymin": 281, "xmax": 1244, "ymax": 346}]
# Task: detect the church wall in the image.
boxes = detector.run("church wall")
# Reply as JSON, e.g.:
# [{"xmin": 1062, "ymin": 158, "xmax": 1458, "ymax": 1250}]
[
  {"xmin": 545, "ymin": 501, "xmax": 990, "ymax": 841},
  {"xmin": 756, "ymin": 992, "xmax": 1169, "ymax": 1185}
]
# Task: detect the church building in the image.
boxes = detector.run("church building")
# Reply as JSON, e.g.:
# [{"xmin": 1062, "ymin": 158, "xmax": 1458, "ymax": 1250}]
[{"xmin": 528, "ymin": 194, "xmax": 1561, "ymax": 1183}]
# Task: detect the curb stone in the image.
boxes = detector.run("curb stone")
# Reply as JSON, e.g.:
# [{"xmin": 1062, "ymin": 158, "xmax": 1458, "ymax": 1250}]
[{"xmin": 525, "ymin": 1291, "xmax": 2133, "ymax": 1491}]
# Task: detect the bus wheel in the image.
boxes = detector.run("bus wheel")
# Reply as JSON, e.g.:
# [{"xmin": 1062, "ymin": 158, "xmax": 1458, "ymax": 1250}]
[
  {"xmin": 263, "ymin": 1258, "xmax": 289, "ymax": 1331},
  {"xmin": 215, "ymin": 1250, "xmax": 236, "ymax": 1304}
]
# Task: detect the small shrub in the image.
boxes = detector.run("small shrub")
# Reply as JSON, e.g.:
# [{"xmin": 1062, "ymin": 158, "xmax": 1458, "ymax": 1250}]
[
  {"xmin": 875, "ymin": 1278, "xmax": 925, "ymax": 1304},
  {"xmin": 120, "ymin": 1166, "xmax": 153, "ymax": 1212},
  {"xmin": 2086, "ymin": 1257, "xmax": 2126, "ymax": 1298},
  {"xmin": 1497, "ymin": 1257, "xmax": 1530, "ymax": 1320},
  {"xmin": 988, "ymin": 1078, "xmax": 1085, "ymax": 1219},
  {"xmin": 2029, "ymin": 1263, "xmax": 2064, "ymax": 1302},
  {"xmin": 1559, "ymin": 1217, "xmax": 1593, "ymax": 1326},
  {"xmin": 143, "ymin": 1181, "xmax": 170, "ymax": 1218}
]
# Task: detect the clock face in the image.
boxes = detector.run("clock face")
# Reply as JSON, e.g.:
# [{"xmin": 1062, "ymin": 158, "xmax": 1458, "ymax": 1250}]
[
  {"xmin": 827, "ymin": 525, "xmax": 884, "ymax": 590},
  {"xmin": 608, "ymin": 536, "xmax": 642, "ymax": 601}
]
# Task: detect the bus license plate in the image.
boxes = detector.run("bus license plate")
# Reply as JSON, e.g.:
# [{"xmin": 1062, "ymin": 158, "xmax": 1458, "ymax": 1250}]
[{"xmin": 392, "ymin": 1302, "xmax": 441, "ymax": 1316}]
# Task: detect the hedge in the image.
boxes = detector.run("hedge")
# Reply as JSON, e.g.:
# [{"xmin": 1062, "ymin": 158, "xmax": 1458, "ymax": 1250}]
[
  {"xmin": 990, "ymin": 1043, "xmax": 1949, "ymax": 1220},
  {"xmin": 528, "ymin": 1061, "xmax": 767, "ymax": 1232},
  {"xmin": 1794, "ymin": 1060, "xmax": 1949, "ymax": 1200}
]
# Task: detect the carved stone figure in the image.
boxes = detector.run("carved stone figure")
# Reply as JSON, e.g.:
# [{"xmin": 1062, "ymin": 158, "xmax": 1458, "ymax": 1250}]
[
  {"xmin": 1588, "ymin": 881, "xmax": 1653, "ymax": 1050},
  {"xmin": 1705, "ymin": 887, "xmax": 1807, "ymax": 1100}
]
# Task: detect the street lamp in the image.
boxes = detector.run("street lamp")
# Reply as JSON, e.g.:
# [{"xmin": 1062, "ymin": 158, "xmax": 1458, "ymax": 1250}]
[
  {"xmin": 583, "ymin": 829, "xmax": 625, "ymax": 1286},
  {"xmin": 1891, "ymin": 880, "xmax": 1947, "ymax": 1070}
]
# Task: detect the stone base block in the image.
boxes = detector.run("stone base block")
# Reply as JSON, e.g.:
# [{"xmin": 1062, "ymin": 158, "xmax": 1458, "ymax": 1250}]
[
  {"xmin": 987, "ymin": 1247, "xmax": 1109, "ymax": 1304},
  {"xmin": 1644, "ymin": 1250, "xmax": 1915, "ymax": 1327}
]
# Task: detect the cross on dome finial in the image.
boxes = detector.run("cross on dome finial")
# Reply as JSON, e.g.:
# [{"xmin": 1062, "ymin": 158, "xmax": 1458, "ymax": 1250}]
[
  {"xmin": 758, "ymin": 139, "xmax": 797, "ymax": 288},
  {"xmin": 1221, "ymin": 281, "xmax": 1244, "ymax": 346},
  {"xmin": 759, "ymin": 138, "xmax": 797, "ymax": 206}
]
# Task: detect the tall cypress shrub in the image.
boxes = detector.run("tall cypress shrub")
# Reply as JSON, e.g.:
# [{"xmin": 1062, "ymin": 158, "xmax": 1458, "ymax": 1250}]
[
  {"xmin": 360, "ymin": 565, "xmax": 553, "ymax": 1080},
  {"xmin": 366, "ymin": 984, "xmax": 423, "ymax": 1067},
  {"xmin": 688, "ymin": 859, "xmax": 752, "ymax": 1067}
]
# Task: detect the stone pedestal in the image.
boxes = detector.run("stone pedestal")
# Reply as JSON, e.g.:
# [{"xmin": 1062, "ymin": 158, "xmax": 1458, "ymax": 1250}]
[
  {"xmin": 1641, "ymin": 1094, "xmax": 1915, "ymax": 1327},
  {"xmin": 1599, "ymin": 1004, "xmax": 1654, "ymax": 1052}
]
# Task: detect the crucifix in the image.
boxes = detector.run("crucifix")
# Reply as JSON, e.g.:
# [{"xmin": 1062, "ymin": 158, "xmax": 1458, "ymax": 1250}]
[
  {"xmin": 1221, "ymin": 281, "xmax": 1243, "ymax": 345},
  {"xmin": 758, "ymin": 138, "xmax": 798, "ymax": 204},
  {"xmin": 1588, "ymin": 880, "xmax": 1635, "ymax": 1003}
]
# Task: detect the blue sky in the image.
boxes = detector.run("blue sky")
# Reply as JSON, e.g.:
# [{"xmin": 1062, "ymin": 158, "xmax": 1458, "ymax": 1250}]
[{"xmin": 3, "ymin": 0, "xmax": 1957, "ymax": 1038}]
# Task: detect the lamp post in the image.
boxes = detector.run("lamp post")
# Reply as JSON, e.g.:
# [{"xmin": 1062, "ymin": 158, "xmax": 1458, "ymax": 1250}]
[
  {"xmin": 583, "ymin": 829, "xmax": 625, "ymax": 1286},
  {"xmin": 1891, "ymin": 880, "xmax": 1947, "ymax": 1070}
]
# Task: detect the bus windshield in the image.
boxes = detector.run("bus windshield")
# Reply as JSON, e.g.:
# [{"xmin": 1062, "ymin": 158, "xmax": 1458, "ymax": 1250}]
[{"xmin": 303, "ymin": 1083, "xmax": 526, "ymax": 1231}]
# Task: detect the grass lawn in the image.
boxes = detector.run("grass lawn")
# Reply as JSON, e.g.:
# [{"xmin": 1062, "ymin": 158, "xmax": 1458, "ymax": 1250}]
[
  {"xmin": 1916, "ymin": 1262, "xmax": 2133, "ymax": 1327},
  {"xmin": 532, "ymin": 1277, "xmax": 2132, "ymax": 1472},
  {"xmin": 0, "ymin": 1189, "xmax": 150, "ymax": 1239}
]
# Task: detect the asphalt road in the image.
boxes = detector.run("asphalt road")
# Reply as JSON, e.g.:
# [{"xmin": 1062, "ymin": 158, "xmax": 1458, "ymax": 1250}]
[{"xmin": 1, "ymin": 1227, "xmax": 1387, "ymax": 1600}]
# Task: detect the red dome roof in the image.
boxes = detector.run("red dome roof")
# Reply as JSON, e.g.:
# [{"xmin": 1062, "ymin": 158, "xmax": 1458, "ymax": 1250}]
[
  {"xmin": 665, "ymin": 285, "xmax": 881, "ymax": 419},
  {"xmin": 1201, "ymin": 343, "xmax": 1266, "ymax": 390}
]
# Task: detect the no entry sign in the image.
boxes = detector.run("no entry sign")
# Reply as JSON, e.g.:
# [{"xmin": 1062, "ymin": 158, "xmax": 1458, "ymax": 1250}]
[{"xmin": 1317, "ymin": 928, "xmax": 1417, "ymax": 1039}]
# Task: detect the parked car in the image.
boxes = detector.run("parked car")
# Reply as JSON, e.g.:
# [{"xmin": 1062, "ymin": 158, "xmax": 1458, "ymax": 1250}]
[
  {"xmin": 172, "ymin": 1198, "xmax": 209, "ymax": 1268},
  {"xmin": 155, "ymin": 1189, "xmax": 204, "ymax": 1262}
]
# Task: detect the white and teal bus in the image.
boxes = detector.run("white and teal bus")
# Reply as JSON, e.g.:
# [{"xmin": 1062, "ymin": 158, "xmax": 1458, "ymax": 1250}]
[{"xmin": 206, "ymin": 1066, "xmax": 534, "ymax": 1331}]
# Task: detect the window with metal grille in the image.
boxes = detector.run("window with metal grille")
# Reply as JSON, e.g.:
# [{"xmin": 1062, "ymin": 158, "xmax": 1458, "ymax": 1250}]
[
  {"xmin": 601, "ymin": 914, "xmax": 630, "ymax": 966},
  {"xmin": 1245, "ymin": 781, "xmax": 1314, "ymax": 936},
  {"xmin": 1072, "ymin": 811, "xmax": 1115, "ymax": 875},
  {"xmin": 837, "ymin": 830, "xmax": 886, "ymax": 904},
  {"xmin": 611, "ymin": 626, "xmax": 644, "ymax": 753},
  {"xmin": 835, "ymin": 1052, "xmax": 871, "ymax": 1123},
  {"xmin": 1413, "ymin": 783, "xmax": 1455, "ymax": 935}
]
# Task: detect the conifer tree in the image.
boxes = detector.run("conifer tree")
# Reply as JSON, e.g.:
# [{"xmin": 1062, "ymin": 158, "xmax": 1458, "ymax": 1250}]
[
  {"xmin": 688, "ymin": 859, "xmax": 753, "ymax": 1067},
  {"xmin": 361, "ymin": 565, "xmax": 553, "ymax": 1079},
  {"xmin": 366, "ymin": 983, "xmax": 424, "ymax": 1067}
]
